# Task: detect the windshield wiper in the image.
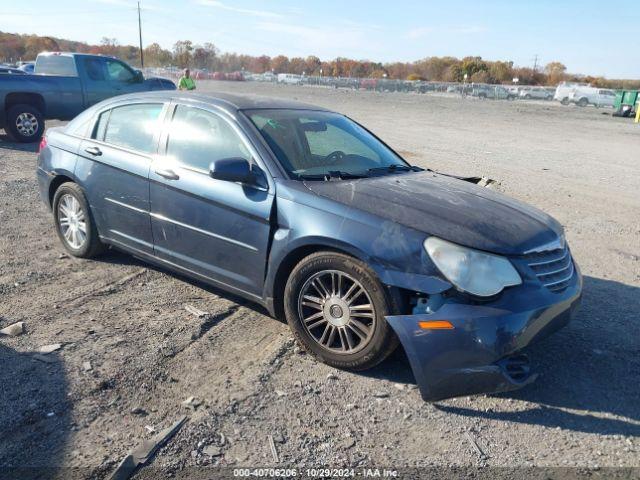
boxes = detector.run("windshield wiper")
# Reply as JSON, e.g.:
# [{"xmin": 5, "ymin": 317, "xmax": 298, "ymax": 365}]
[
  {"xmin": 367, "ymin": 164, "xmax": 422, "ymax": 174},
  {"xmin": 298, "ymin": 171, "xmax": 368, "ymax": 181}
]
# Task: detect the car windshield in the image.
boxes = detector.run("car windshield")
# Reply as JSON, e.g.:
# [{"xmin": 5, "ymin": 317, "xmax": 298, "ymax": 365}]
[{"xmin": 244, "ymin": 109, "xmax": 410, "ymax": 179}]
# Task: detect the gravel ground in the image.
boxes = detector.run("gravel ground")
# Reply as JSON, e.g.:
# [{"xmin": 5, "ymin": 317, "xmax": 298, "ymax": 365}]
[{"xmin": 0, "ymin": 81, "xmax": 639, "ymax": 478}]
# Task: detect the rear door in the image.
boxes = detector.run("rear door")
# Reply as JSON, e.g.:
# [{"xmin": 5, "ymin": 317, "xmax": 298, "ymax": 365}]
[
  {"xmin": 75, "ymin": 102, "xmax": 167, "ymax": 254},
  {"xmin": 149, "ymin": 103, "xmax": 274, "ymax": 297}
]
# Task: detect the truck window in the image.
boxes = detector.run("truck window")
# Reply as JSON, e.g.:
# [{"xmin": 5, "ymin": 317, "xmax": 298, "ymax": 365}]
[
  {"xmin": 83, "ymin": 57, "xmax": 105, "ymax": 81},
  {"xmin": 35, "ymin": 55, "xmax": 78, "ymax": 76},
  {"xmin": 105, "ymin": 60, "xmax": 135, "ymax": 83},
  {"xmin": 101, "ymin": 104, "xmax": 163, "ymax": 154}
]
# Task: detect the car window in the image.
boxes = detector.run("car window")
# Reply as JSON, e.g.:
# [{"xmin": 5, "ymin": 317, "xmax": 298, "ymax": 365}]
[
  {"xmin": 100, "ymin": 104, "xmax": 163, "ymax": 153},
  {"xmin": 304, "ymin": 121, "xmax": 379, "ymax": 160},
  {"xmin": 166, "ymin": 105, "xmax": 251, "ymax": 171},
  {"xmin": 83, "ymin": 57, "xmax": 105, "ymax": 81},
  {"xmin": 67, "ymin": 108, "xmax": 97, "ymax": 138},
  {"xmin": 247, "ymin": 109, "xmax": 407, "ymax": 177},
  {"xmin": 34, "ymin": 55, "xmax": 78, "ymax": 76},
  {"xmin": 105, "ymin": 59, "xmax": 135, "ymax": 83},
  {"xmin": 92, "ymin": 110, "xmax": 111, "ymax": 141}
]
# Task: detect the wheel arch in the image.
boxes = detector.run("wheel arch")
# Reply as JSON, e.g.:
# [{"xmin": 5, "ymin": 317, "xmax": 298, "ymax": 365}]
[
  {"xmin": 267, "ymin": 238, "xmax": 372, "ymax": 320},
  {"xmin": 5, "ymin": 92, "xmax": 46, "ymax": 115},
  {"xmin": 48, "ymin": 173, "xmax": 76, "ymax": 208}
]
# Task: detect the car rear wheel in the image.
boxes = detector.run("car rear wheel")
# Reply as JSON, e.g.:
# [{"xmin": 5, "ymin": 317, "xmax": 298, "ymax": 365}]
[
  {"xmin": 577, "ymin": 97, "xmax": 589, "ymax": 107},
  {"xmin": 6, "ymin": 104, "xmax": 45, "ymax": 143},
  {"xmin": 284, "ymin": 252, "xmax": 399, "ymax": 371},
  {"xmin": 53, "ymin": 182, "xmax": 105, "ymax": 258}
]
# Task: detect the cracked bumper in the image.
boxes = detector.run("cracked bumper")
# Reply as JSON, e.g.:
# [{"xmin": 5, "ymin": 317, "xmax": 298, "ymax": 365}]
[{"xmin": 386, "ymin": 267, "xmax": 582, "ymax": 402}]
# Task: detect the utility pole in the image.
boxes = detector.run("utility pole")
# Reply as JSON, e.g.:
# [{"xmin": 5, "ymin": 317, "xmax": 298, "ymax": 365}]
[
  {"xmin": 137, "ymin": 1, "xmax": 144, "ymax": 67},
  {"xmin": 532, "ymin": 54, "xmax": 539, "ymax": 72}
]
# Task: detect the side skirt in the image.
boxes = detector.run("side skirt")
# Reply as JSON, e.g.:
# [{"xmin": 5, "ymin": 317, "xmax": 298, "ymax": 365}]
[{"xmin": 100, "ymin": 235, "xmax": 268, "ymax": 310}]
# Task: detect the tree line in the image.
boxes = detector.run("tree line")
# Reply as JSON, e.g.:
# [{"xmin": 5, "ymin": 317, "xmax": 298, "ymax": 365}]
[{"xmin": 1, "ymin": 31, "xmax": 638, "ymax": 89}]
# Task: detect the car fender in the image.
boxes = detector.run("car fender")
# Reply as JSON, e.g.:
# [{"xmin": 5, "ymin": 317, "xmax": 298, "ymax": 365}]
[{"xmin": 263, "ymin": 193, "xmax": 452, "ymax": 307}]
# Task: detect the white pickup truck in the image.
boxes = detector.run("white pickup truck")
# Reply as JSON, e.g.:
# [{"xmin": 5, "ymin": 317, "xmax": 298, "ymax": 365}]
[{"xmin": 567, "ymin": 87, "xmax": 616, "ymax": 107}]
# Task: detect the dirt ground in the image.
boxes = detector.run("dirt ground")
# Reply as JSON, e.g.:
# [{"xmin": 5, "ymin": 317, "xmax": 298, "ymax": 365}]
[{"xmin": 1, "ymin": 81, "xmax": 639, "ymax": 478}]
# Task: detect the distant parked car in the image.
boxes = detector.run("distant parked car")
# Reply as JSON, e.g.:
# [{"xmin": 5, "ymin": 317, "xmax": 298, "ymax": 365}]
[
  {"xmin": 0, "ymin": 66, "xmax": 27, "ymax": 75},
  {"xmin": 470, "ymin": 85, "xmax": 510, "ymax": 100},
  {"xmin": 18, "ymin": 62, "xmax": 35, "ymax": 74},
  {"xmin": 519, "ymin": 87, "xmax": 553, "ymax": 100},
  {"xmin": 0, "ymin": 51, "xmax": 175, "ymax": 142},
  {"xmin": 554, "ymin": 81, "xmax": 590, "ymax": 104},
  {"xmin": 568, "ymin": 87, "xmax": 616, "ymax": 107},
  {"xmin": 505, "ymin": 86, "xmax": 521, "ymax": 99},
  {"xmin": 277, "ymin": 73, "xmax": 303, "ymax": 85}
]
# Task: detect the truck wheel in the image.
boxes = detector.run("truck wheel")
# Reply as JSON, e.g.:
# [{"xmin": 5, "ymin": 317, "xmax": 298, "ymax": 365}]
[
  {"xmin": 560, "ymin": 97, "xmax": 570, "ymax": 105},
  {"xmin": 284, "ymin": 252, "xmax": 399, "ymax": 371},
  {"xmin": 577, "ymin": 98, "xmax": 589, "ymax": 107},
  {"xmin": 6, "ymin": 104, "xmax": 45, "ymax": 143}
]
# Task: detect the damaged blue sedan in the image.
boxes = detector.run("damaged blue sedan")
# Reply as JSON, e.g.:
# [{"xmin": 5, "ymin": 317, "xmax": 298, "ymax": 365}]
[{"xmin": 37, "ymin": 92, "xmax": 582, "ymax": 401}]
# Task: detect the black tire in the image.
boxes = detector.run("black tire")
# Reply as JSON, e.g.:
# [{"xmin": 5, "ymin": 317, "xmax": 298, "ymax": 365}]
[
  {"xmin": 525, "ymin": 94, "xmax": 532, "ymax": 100},
  {"xmin": 284, "ymin": 252, "xmax": 399, "ymax": 371},
  {"xmin": 52, "ymin": 182, "xmax": 105, "ymax": 258},
  {"xmin": 577, "ymin": 97, "xmax": 588, "ymax": 107},
  {"xmin": 560, "ymin": 97, "xmax": 570, "ymax": 105},
  {"xmin": 6, "ymin": 104, "xmax": 45, "ymax": 143}
]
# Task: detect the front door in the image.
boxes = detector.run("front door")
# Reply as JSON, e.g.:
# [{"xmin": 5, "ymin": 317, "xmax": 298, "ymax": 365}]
[
  {"xmin": 104, "ymin": 58, "xmax": 147, "ymax": 96},
  {"xmin": 78, "ymin": 56, "xmax": 113, "ymax": 107},
  {"xmin": 149, "ymin": 104, "xmax": 274, "ymax": 297},
  {"xmin": 75, "ymin": 102, "xmax": 166, "ymax": 254}
]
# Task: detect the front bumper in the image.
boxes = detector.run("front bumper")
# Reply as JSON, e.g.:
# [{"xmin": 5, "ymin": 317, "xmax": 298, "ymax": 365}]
[{"xmin": 386, "ymin": 265, "xmax": 582, "ymax": 402}]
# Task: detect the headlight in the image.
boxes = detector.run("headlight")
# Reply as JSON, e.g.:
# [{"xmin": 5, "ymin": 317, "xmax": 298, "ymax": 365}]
[{"xmin": 424, "ymin": 237, "xmax": 522, "ymax": 297}]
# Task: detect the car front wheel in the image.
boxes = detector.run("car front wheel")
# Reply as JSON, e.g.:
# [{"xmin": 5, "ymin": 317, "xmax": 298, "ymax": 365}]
[
  {"xmin": 53, "ymin": 182, "xmax": 105, "ymax": 258},
  {"xmin": 284, "ymin": 252, "xmax": 399, "ymax": 371}
]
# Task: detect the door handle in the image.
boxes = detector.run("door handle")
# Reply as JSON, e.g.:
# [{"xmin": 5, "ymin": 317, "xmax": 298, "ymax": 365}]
[
  {"xmin": 155, "ymin": 168, "xmax": 179, "ymax": 180},
  {"xmin": 85, "ymin": 146, "xmax": 102, "ymax": 156}
]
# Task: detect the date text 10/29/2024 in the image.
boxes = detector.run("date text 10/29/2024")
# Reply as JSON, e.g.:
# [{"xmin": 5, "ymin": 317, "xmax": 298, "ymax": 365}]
[{"xmin": 233, "ymin": 468, "xmax": 399, "ymax": 478}]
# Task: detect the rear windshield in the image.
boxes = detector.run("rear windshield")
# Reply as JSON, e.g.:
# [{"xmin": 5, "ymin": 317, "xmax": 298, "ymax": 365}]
[{"xmin": 35, "ymin": 55, "xmax": 78, "ymax": 76}]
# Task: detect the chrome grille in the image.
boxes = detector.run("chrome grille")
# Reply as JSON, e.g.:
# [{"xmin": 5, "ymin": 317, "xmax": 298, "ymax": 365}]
[{"xmin": 524, "ymin": 245, "xmax": 574, "ymax": 293}]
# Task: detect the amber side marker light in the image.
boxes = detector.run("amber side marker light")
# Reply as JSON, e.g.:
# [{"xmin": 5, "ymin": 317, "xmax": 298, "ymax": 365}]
[{"xmin": 418, "ymin": 320, "xmax": 454, "ymax": 330}]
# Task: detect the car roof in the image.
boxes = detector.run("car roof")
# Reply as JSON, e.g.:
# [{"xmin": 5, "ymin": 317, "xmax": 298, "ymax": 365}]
[{"xmin": 105, "ymin": 91, "xmax": 332, "ymax": 113}]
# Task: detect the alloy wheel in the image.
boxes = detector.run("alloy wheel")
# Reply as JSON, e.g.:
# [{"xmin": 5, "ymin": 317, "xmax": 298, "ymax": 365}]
[
  {"xmin": 297, "ymin": 270, "xmax": 376, "ymax": 354},
  {"xmin": 15, "ymin": 112, "xmax": 39, "ymax": 137},
  {"xmin": 57, "ymin": 194, "xmax": 87, "ymax": 249}
]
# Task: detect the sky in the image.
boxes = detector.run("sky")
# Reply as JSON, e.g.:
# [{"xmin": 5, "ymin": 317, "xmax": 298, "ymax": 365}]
[{"xmin": 2, "ymin": 0, "xmax": 639, "ymax": 78}]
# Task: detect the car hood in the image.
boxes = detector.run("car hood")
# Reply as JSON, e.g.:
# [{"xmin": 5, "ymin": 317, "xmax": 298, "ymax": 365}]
[
  {"xmin": 303, "ymin": 171, "xmax": 563, "ymax": 255},
  {"xmin": 144, "ymin": 76, "xmax": 176, "ymax": 89}
]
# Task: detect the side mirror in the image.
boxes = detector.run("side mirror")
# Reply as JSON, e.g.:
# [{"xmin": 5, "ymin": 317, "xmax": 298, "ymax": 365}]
[
  {"xmin": 134, "ymin": 69, "xmax": 144, "ymax": 83},
  {"xmin": 209, "ymin": 157, "xmax": 267, "ymax": 188}
]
